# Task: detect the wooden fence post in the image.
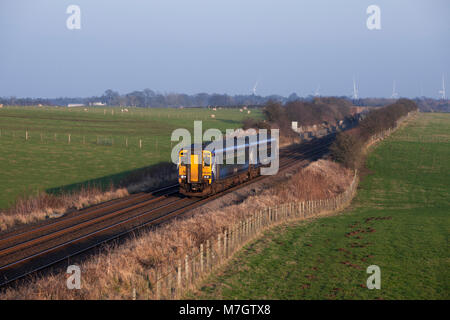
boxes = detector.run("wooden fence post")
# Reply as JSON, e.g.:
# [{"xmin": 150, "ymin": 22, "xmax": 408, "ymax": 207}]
[
  {"xmin": 177, "ymin": 260, "xmax": 182, "ymax": 292},
  {"xmin": 185, "ymin": 254, "xmax": 189, "ymax": 285},
  {"xmin": 200, "ymin": 243, "xmax": 204, "ymax": 273},
  {"xmin": 218, "ymin": 234, "xmax": 221, "ymax": 259},
  {"xmin": 224, "ymin": 231, "xmax": 228, "ymax": 258},
  {"xmin": 206, "ymin": 240, "xmax": 210, "ymax": 271}
]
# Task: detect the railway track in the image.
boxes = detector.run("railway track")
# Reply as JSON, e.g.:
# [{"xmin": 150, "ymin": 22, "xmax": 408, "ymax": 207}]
[{"xmin": 0, "ymin": 135, "xmax": 334, "ymax": 287}]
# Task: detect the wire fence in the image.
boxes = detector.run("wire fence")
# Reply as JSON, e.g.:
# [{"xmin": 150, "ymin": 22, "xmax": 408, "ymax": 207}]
[
  {"xmin": 134, "ymin": 172, "xmax": 359, "ymax": 300},
  {"xmin": 0, "ymin": 129, "xmax": 176, "ymax": 151}
]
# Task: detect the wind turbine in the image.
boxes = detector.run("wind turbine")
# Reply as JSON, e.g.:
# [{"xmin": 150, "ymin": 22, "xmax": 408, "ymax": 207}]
[
  {"xmin": 391, "ymin": 80, "xmax": 399, "ymax": 99},
  {"xmin": 352, "ymin": 76, "xmax": 359, "ymax": 100},
  {"xmin": 314, "ymin": 84, "xmax": 321, "ymax": 97},
  {"xmin": 252, "ymin": 80, "xmax": 259, "ymax": 96},
  {"xmin": 438, "ymin": 74, "xmax": 446, "ymax": 100}
]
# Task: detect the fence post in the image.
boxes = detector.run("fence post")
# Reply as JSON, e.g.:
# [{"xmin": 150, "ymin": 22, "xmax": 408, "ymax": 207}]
[
  {"xmin": 230, "ymin": 227, "xmax": 234, "ymax": 251},
  {"xmin": 206, "ymin": 240, "xmax": 210, "ymax": 271},
  {"xmin": 200, "ymin": 243, "xmax": 204, "ymax": 273},
  {"xmin": 218, "ymin": 234, "xmax": 222, "ymax": 259},
  {"xmin": 224, "ymin": 231, "xmax": 228, "ymax": 258},
  {"xmin": 185, "ymin": 254, "xmax": 189, "ymax": 285},
  {"xmin": 177, "ymin": 260, "xmax": 182, "ymax": 293},
  {"xmin": 191, "ymin": 250, "xmax": 196, "ymax": 285}
]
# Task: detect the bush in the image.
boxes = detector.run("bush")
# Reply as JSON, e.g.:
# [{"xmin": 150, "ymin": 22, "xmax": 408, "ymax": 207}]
[
  {"xmin": 330, "ymin": 99, "xmax": 418, "ymax": 169},
  {"xmin": 329, "ymin": 131, "xmax": 362, "ymax": 168},
  {"xmin": 242, "ymin": 118, "xmax": 271, "ymax": 131},
  {"xmin": 256, "ymin": 98, "xmax": 354, "ymax": 138}
]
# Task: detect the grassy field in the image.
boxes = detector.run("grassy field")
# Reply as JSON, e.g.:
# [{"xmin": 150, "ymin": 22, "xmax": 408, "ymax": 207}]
[
  {"xmin": 0, "ymin": 106, "xmax": 262, "ymax": 209},
  {"xmin": 193, "ymin": 113, "xmax": 449, "ymax": 299}
]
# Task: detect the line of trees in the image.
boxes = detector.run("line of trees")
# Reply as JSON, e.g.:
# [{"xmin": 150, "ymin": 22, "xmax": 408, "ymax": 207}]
[
  {"xmin": 245, "ymin": 97, "xmax": 356, "ymax": 136},
  {"xmin": 1, "ymin": 89, "xmax": 446, "ymax": 112},
  {"xmin": 0, "ymin": 89, "xmax": 291, "ymax": 108},
  {"xmin": 330, "ymin": 99, "xmax": 418, "ymax": 169}
]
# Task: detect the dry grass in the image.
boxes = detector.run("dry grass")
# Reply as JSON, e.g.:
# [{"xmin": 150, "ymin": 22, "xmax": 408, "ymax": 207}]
[
  {"xmin": 0, "ymin": 163, "xmax": 178, "ymax": 233},
  {"xmin": 0, "ymin": 159, "xmax": 352, "ymax": 300},
  {"xmin": 0, "ymin": 186, "xmax": 129, "ymax": 232}
]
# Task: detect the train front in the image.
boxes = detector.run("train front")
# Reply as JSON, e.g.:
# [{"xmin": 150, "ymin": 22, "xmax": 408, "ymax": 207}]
[{"xmin": 178, "ymin": 145, "xmax": 213, "ymax": 197}]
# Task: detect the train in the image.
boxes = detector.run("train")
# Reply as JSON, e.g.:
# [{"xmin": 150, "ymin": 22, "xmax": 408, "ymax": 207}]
[{"xmin": 178, "ymin": 133, "xmax": 275, "ymax": 197}]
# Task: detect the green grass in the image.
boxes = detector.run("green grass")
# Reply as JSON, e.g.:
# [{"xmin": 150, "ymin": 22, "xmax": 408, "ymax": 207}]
[
  {"xmin": 0, "ymin": 106, "xmax": 262, "ymax": 209},
  {"xmin": 193, "ymin": 113, "xmax": 450, "ymax": 300}
]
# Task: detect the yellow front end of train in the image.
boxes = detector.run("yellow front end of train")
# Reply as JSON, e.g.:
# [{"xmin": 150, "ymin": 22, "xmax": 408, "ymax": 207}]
[{"xmin": 178, "ymin": 148, "xmax": 213, "ymax": 196}]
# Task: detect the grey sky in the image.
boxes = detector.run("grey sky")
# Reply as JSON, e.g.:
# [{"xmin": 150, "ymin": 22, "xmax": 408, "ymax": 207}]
[{"xmin": 0, "ymin": 0, "xmax": 449, "ymax": 98}]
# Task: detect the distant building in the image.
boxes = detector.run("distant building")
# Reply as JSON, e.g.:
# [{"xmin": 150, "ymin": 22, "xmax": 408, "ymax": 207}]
[
  {"xmin": 89, "ymin": 102, "xmax": 106, "ymax": 106},
  {"xmin": 67, "ymin": 103, "xmax": 84, "ymax": 107}
]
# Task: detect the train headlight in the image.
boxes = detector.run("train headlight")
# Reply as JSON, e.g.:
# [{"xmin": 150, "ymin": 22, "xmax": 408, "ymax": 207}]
[
  {"xmin": 180, "ymin": 175, "xmax": 186, "ymax": 179},
  {"xmin": 203, "ymin": 175, "xmax": 210, "ymax": 179}
]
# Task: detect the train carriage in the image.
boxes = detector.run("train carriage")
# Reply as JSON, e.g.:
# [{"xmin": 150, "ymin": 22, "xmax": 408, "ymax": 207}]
[{"xmin": 178, "ymin": 134, "xmax": 274, "ymax": 197}]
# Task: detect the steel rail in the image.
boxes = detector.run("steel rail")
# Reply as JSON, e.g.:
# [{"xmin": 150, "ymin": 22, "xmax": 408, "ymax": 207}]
[{"xmin": 0, "ymin": 137, "xmax": 334, "ymax": 287}]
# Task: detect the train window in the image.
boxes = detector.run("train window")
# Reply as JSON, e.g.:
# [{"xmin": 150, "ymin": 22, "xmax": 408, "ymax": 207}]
[
  {"xmin": 203, "ymin": 154, "xmax": 211, "ymax": 166},
  {"xmin": 180, "ymin": 153, "xmax": 188, "ymax": 165}
]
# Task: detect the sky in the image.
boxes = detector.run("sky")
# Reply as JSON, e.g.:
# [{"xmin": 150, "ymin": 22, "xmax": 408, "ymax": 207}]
[{"xmin": 0, "ymin": 0, "xmax": 449, "ymax": 98}]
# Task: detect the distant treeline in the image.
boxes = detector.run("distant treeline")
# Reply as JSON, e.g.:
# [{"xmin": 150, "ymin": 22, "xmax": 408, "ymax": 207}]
[
  {"xmin": 246, "ymin": 97, "xmax": 354, "ymax": 131},
  {"xmin": 330, "ymin": 99, "xmax": 418, "ymax": 169},
  {"xmin": 0, "ymin": 89, "xmax": 291, "ymax": 108},
  {"xmin": 0, "ymin": 89, "xmax": 447, "ymax": 112},
  {"xmin": 354, "ymin": 97, "xmax": 449, "ymax": 113}
]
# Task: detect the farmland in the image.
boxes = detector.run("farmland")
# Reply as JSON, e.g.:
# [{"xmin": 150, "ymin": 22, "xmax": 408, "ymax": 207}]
[
  {"xmin": 194, "ymin": 113, "xmax": 450, "ymax": 299},
  {"xmin": 0, "ymin": 106, "xmax": 262, "ymax": 209}
]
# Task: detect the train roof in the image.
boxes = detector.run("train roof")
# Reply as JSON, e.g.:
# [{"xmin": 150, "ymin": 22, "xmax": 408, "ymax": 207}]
[{"xmin": 182, "ymin": 134, "xmax": 275, "ymax": 154}]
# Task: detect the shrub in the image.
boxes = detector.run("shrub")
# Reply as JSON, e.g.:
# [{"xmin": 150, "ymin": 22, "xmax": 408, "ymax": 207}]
[
  {"xmin": 329, "ymin": 131, "xmax": 362, "ymax": 168},
  {"xmin": 330, "ymin": 99, "xmax": 418, "ymax": 169}
]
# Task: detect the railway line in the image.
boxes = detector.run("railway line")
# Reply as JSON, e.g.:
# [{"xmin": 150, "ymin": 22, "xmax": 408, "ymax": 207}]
[{"xmin": 0, "ymin": 135, "xmax": 334, "ymax": 288}]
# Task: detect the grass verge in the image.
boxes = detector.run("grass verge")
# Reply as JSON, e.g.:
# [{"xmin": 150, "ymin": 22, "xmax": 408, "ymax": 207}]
[{"xmin": 192, "ymin": 113, "xmax": 449, "ymax": 300}]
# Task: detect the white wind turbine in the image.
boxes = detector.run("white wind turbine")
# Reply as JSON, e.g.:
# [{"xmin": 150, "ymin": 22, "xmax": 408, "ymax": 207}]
[
  {"xmin": 352, "ymin": 76, "xmax": 359, "ymax": 100},
  {"xmin": 391, "ymin": 80, "xmax": 399, "ymax": 99},
  {"xmin": 314, "ymin": 84, "xmax": 321, "ymax": 97},
  {"xmin": 438, "ymin": 74, "xmax": 446, "ymax": 100},
  {"xmin": 252, "ymin": 80, "xmax": 259, "ymax": 96}
]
